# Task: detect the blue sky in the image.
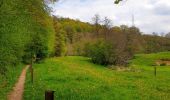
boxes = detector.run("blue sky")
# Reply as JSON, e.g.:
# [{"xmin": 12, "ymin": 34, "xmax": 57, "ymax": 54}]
[{"xmin": 51, "ymin": 0, "xmax": 170, "ymax": 34}]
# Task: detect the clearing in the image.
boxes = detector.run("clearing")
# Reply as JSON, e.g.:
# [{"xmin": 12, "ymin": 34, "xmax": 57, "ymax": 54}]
[{"xmin": 23, "ymin": 52, "xmax": 170, "ymax": 100}]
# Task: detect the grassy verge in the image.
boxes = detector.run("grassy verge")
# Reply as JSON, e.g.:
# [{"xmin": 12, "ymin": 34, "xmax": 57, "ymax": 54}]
[
  {"xmin": 24, "ymin": 52, "xmax": 170, "ymax": 100},
  {"xmin": 0, "ymin": 64, "xmax": 24, "ymax": 100}
]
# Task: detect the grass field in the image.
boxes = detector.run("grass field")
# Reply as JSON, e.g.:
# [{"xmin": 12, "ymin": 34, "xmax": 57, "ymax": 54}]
[
  {"xmin": 23, "ymin": 52, "xmax": 170, "ymax": 100},
  {"xmin": 0, "ymin": 64, "xmax": 23, "ymax": 100}
]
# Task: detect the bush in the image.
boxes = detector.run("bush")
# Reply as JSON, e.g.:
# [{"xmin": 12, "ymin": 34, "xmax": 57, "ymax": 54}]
[
  {"xmin": 160, "ymin": 63, "xmax": 166, "ymax": 66},
  {"xmin": 84, "ymin": 39, "xmax": 133, "ymax": 66},
  {"xmin": 84, "ymin": 40, "xmax": 115, "ymax": 65}
]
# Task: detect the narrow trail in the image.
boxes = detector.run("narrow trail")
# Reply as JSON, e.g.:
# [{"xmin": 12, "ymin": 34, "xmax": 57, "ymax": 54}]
[{"xmin": 8, "ymin": 65, "xmax": 29, "ymax": 100}]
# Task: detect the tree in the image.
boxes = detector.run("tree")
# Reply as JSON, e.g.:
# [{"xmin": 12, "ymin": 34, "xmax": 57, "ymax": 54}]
[
  {"xmin": 84, "ymin": 40, "xmax": 114, "ymax": 65},
  {"xmin": 165, "ymin": 32, "xmax": 170, "ymax": 38},
  {"xmin": 23, "ymin": 33, "xmax": 48, "ymax": 63},
  {"xmin": 160, "ymin": 32, "xmax": 165, "ymax": 37},
  {"xmin": 103, "ymin": 17, "xmax": 112, "ymax": 40},
  {"xmin": 152, "ymin": 32, "xmax": 158, "ymax": 36},
  {"xmin": 64, "ymin": 25, "xmax": 75, "ymax": 44},
  {"xmin": 55, "ymin": 29, "xmax": 66, "ymax": 56},
  {"xmin": 92, "ymin": 14, "xmax": 101, "ymax": 36},
  {"xmin": 0, "ymin": 0, "xmax": 55, "ymax": 74}
]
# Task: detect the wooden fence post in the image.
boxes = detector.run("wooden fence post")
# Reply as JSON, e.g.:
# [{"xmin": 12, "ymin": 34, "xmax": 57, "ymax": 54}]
[
  {"xmin": 154, "ymin": 66, "xmax": 157, "ymax": 77},
  {"xmin": 45, "ymin": 90, "xmax": 55, "ymax": 100},
  {"xmin": 30, "ymin": 57, "xmax": 34, "ymax": 83}
]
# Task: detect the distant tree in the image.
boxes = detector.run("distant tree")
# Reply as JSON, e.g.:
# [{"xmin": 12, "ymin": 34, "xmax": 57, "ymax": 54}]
[
  {"xmin": 55, "ymin": 29, "xmax": 66, "ymax": 56},
  {"xmin": 103, "ymin": 17, "xmax": 112, "ymax": 40},
  {"xmin": 92, "ymin": 14, "xmax": 101, "ymax": 36},
  {"xmin": 64, "ymin": 25, "xmax": 75, "ymax": 44},
  {"xmin": 127, "ymin": 26, "xmax": 144, "ymax": 54},
  {"xmin": 152, "ymin": 32, "xmax": 158, "ymax": 36},
  {"xmin": 160, "ymin": 32, "xmax": 165, "ymax": 37},
  {"xmin": 53, "ymin": 17, "xmax": 67, "ymax": 56},
  {"xmin": 143, "ymin": 34, "xmax": 170, "ymax": 53},
  {"xmin": 103, "ymin": 17, "xmax": 112, "ymax": 29},
  {"xmin": 165, "ymin": 32, "xmax": 170, "ymax": 38}
]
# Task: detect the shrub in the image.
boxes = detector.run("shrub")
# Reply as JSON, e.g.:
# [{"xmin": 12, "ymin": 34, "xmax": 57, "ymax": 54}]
[
  {"xmin": 84, "ymin": 40, "xmax": 115, "ymax": 65},
  {"xmin": 84, "ymin": 39, "xmax": 133, "ymax": 66},
  {"xmin": 160, "ymin": 63, "xmax": 166, "ymax": 66}
]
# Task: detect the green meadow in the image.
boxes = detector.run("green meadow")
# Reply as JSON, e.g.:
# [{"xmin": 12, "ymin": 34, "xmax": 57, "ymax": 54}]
[{"xmin": 23, "ymin": 52, "xmax": 170, "ymax": 100}]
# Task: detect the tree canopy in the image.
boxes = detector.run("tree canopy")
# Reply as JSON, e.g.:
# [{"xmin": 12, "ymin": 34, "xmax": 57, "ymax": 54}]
[{"xmin": 0, "ymin": 0, "xmax": 55, "ymax": 74}]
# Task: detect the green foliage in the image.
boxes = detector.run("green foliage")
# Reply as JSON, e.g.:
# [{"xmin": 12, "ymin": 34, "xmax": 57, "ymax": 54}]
[
  {"xmin": 0, "ymin": 0, "xmax": 30, "ymax": 73},
  {"xmin": 143, "ymin": 35, "xmax": 170, "ymax": 53},
  {"xmin": 0, "ymin": 0, "xmax": 55, "ymax": 74},
  {"xmin": 84, "ymin": 40, "xmax": 114, "ymax": 65},
  {"xmin": 23, "ymin": 33, "xmax": 49, "ymax": 63},
  {"xmin": 55, "ymin": 29, "xmax": 67, "ymax": 56},
  {"xmin": 53, "ymin": 17, "xmax": 93, "ymax": 56},
  {"xmin": 53, "ymin": 17, "xmax": 170, "ymax": 66}
]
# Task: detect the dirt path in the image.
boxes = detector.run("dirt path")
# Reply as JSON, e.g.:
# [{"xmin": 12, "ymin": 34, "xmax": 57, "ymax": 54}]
[{"xmin": 8, "ymin": 65, "xmax": 29, "ymax": 100}]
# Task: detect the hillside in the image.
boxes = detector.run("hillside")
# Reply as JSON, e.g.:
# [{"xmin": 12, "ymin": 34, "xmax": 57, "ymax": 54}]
[
  {"xmin": 1, "ymin": 1, "xmax": 170, "ymax": 100},
  {"xmin": 23, "ymin": 52, "xmax": 170, "ymax": 100},
  {"xmin": 53, "ymin": 17, "xmax": 170, "ymax": 65}
]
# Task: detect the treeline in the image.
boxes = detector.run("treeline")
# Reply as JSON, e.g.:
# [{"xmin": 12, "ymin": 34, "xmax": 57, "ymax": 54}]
[
  {"xmin": 53, "ymin": 16, "xmax": 93, "ymax": 56},
  {"xmin": 1, "ymin": 0, "xmax": 170, "ymax": 74},
  {"xmin": 53, "ymin": 16, "xmax": 170, "ymax": 66},
  {"xmin": 0, "ymin": 0, "xmax": 55, "ymax": 74},
  {"xmin": 143, "ymin": 34, "xmax": 170, "ymax": 53}
]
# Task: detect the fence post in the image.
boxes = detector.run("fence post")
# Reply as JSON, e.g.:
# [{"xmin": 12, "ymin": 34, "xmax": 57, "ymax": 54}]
[
  {"xmin": 154, "ymin": 66, "xmax": 157, "ymax": 77},
  {"xmin": 30, "ymin": 57, "xmax": 34, "ymax": 83},
  {"xmin": 45, "ymin": 90, "xmax": 55, "ymax": 100}
]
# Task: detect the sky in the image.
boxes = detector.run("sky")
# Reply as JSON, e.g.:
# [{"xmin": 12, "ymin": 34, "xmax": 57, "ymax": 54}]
[{"xmin": 51, "ymin": 0, "xmax": 170, "ymax": 34}]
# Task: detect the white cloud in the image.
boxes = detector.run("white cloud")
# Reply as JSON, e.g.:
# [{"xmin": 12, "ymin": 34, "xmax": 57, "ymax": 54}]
[{"xmin": 52, "ymin": 0, "xmax": 170, "ymax": 34}]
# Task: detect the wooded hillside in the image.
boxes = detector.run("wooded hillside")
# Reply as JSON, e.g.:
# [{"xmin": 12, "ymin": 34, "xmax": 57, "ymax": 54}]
[{"xmin": 53, "ymin": 17, "xmax": 170, "ymax": 65}]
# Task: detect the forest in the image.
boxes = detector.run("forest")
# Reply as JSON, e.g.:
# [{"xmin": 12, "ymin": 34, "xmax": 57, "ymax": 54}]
[
  {"xmin": 0, "ymin": 0, "xmax": 170, "ymax": 100},
  {"xmin": 53, "ymin": 16, "xmax": 170, "ymax": 65}
]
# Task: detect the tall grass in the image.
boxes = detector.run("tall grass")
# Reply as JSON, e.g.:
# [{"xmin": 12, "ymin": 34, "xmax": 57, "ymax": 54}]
[
  {"xmin": 24, "ymin": 52, "xmax": 170, "ymax": 100},
  {"xmin": 0, "ymin": 64, "xmax": 23, "ymax": 100}
]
